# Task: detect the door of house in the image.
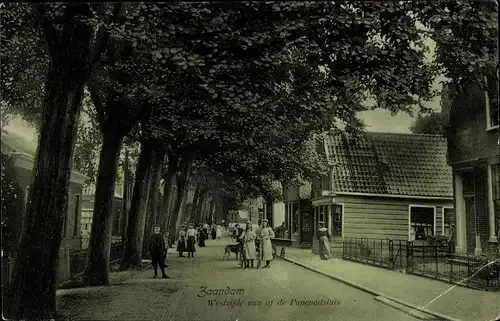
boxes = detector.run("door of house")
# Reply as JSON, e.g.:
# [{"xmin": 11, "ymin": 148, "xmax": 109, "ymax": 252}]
[
  {"xmin": 465, "ymin": 196, "xmax": 476, "ymax": 254},
  {"xmin": 300, "ymin": 200, "xmax": 312, "ymax": 244}
]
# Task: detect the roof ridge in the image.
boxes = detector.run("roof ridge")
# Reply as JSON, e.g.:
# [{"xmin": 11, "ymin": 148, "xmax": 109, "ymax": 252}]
[{"xmin": 365, "ymin": 131, "xmax": 445, "ymax": 138}]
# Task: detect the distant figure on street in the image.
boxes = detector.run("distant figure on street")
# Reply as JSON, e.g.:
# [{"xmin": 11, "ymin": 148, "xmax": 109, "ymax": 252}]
[
  {"xmin": 317, "ymin": 222, "xmax": 331, "ymax": 260},
  {"xmin": 198, "ymin": 224, "xmax": 207, "ymax": 247},
  {"xmin": 240, "ymin": 221, "xmax": 257, "ymax": 268},
  {"xmin": 186, "ymin": 223, "xmax": 197, "ymax": 258},
  {"xmin": 260, "ymin": 219, "xmax": 275, "ymax": 268},
  {"xmin": 177, "ymin": 224, "xmax": 186, "ymax": 257},
  {"xmin": 216, "ymin": 224, "xmax": 222, "ymax": 239},
  {"xmin": 211, "ymin": 223, "xmax": 217, "ymax": 240},
  {"xmin": 149, "ymin": 224, "xmax": 169, "ymax": 279}
]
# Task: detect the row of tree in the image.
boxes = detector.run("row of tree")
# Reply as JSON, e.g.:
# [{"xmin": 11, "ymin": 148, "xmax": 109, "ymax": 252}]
[{"xmin": 1, "ymin": 1, "xmax": 497, "ymax": 319}]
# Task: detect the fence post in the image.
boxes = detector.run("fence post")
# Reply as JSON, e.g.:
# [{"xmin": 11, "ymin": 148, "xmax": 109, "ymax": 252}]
[
  {"xmin": 423, "ymin": 244, "xmax": 426, "ymax": 273},
  {"xmin": 380, "ymin": 239, "xmax": 382, "ymax": 266},
  {"xmin": 434, "ymin": 245, "xmax": 438, "ymax": 278},
  {"xmin": 399, "ymin": 240, "xmax": 402, "ymax": 269},
  {"xmin": 449, "ymin": 255, "xmax": 453, "ymax": 283},
  {"xmin": 373, "ymin": 239, "xmax": 375, "ymax": 264},
  {"xmin": 366, "ymin": 238, "xmax": 369, "ymax": 264},
  {"xmin": 342, "ymin": 238, "xmax": 345, "ymax": 259},
  {"xmin": 389, "ymin": 240, "xmax": 394, "ymax": 269},
  {"xmin": 406, "ymin": 241, "xmax": 413, "ymax": 273}
]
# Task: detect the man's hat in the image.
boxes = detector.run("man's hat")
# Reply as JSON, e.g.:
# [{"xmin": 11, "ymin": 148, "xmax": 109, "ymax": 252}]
[{"xmin": 262, "ymin": 219, "xmax": 269, "ymax": 223}]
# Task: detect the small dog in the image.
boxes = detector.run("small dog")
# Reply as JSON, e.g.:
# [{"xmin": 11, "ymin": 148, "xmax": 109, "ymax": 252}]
[{"xmin": 222, "ymin": 244, "xmax": 239, "ymax": 261}]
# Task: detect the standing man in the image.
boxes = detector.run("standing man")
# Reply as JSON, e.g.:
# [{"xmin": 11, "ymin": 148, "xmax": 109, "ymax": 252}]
[{"xmin": 149, "ymin": 224, "xmax": 169, "ymax": 279}]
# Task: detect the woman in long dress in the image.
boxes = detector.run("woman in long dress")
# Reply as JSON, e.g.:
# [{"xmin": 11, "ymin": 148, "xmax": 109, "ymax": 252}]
[
  {"xmin": 240, "ymin": 221, "xmax": 257, "ymax": 268},
  {"xmin": 186, "ymin": 223, "xmax": 197, "ymax": 258},
  {"xmin": 216, "ymin": 224, "xmax": 222, "ymax": 239},
  {"xmin": 260, "ymin": 219, "xmax": 275, "ymax": 268},
  {"xmin": 317, "ymin": 222, "xmax": 331, "ymax": 260},
  {"xmin": 198, "ymin": 224, "xmax": 206, "ymax": 247},
  {"xmin": 177, "ymin": 224, "xmax": 187, "ymax": 257},
  {"xmin": 211, "ymin": 223, "xmax": 217, "ymax": 240}
]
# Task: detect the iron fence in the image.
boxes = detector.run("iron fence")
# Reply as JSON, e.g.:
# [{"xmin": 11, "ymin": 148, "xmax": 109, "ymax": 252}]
[
  {"xmin": 3, "ymin": 242, "xmax": 125, "ymax": 292},
  {"xmin": 342, "ymin": 237, "xmax": 499, "ymax": 291}
]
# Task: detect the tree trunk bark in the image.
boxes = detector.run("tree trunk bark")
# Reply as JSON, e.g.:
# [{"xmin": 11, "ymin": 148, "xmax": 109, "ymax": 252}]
[
  {"xmin": 190, "ymin": 185, "xmax": 201, "ymax": 223},
  {"xmin": 195, "ymin": 191, "xmax": 207, "ymax": 224},
  {"xmin": 159, "ymin": 162, "xmax": 178, "ymax": 231},
  {"xmin": 84, "ymin": 128, "xmax": 124, "ymax": 285},
  {"xmin": 142, "ymin": 147, "xmax": 165, "ymax": 257},
  {"xmin": 266, "ymin": 196, "xmax": 274, "ymax": 227},
  {"xmin": 121, "ymin": 150, "xmax": 130, "ymax": 243},
  {"xmin": 5, "ymin": 4, "xmax": 93, "ymax": 319},
  {"xmin": 119, "ymin": 141, "xmax": 154, "ymax": 270},
  {"xmin": 169, "ymin": 165, "xmax": 190, "ymax": 238}
]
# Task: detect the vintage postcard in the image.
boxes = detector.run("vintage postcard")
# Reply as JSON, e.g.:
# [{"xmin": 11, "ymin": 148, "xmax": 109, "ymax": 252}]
[{"xmin": 1, "ymin": 2, "xmax": 499, "ymax": 321}]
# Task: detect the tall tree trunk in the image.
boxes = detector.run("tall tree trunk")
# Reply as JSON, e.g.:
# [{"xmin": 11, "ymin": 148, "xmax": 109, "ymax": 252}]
[
  {"xmin": 169, "ymin": 165, "xmax": 190, "ymax": 238},
  {"xmin": 84, "ymin": 127, "xmax": 124, "ymax": 286},
  {"xmin": 159, "ymin": 164, "xmax": 178, "ymax": 231},
  {"xmin": 120, "ymin": 141, "xmax": 154, "ymax": 270},
  {"xmin": 121, "ymin": 149, "xmax": 130, "ymax": 243},
  {"xmin": 266, "ymin": 196, "xmax": 274, "ymax": 227},
  {"xmin": 195, "ymin": 190, "xmax": 207, "ymax": 224},
  {"xmin": 190, "ymin": 186, "xmax": 201, "ymax": 223},
  {"xmin": 209, "ymin": 200, "xmax": 215, "ymax": 223},
  {"xmin": 175, "ymin": 187, "xmax": 189, "ymax": 233},
  {"xmin": 6, "ymin": 4, "xmax": 93, "ymax": 319},
  {"xmin": 142, "ymin": 147, "xmax": 165, "ymax": 257}
]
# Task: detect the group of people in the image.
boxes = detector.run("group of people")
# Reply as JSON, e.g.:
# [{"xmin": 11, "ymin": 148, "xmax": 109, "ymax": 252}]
[
  {"xmin": 233, "ymin": 219, "xmax": 275, "ymax": 269},
  {"xmin": 175, "ymin": 222, "xmax": 225, "ymax": 257}
]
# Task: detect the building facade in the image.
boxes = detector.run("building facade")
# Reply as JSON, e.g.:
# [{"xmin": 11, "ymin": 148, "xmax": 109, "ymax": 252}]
[
  {"xmin": 1, "ymin": 129, "xmax": 88, "ymax": 281},
  {"xmin": 441, "ymin": 76, "xmax": 499, "ymax": 255},
  {"xmin": 290, "ymin": 132, "xmax": 455, "ymax": 256}
]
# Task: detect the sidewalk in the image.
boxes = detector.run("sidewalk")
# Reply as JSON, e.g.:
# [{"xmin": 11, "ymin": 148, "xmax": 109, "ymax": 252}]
[{"xmin": 280, "ymin": 247, "xmax": 500, "ymax": 321}]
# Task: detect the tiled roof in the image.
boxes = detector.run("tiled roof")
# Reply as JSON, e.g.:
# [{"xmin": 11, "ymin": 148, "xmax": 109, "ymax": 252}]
[{"xmin": 325, "ymin": 132, "xmax": 453, "ymax": 198}]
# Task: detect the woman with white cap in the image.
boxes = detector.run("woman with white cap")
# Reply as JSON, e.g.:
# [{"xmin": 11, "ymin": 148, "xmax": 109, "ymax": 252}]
[
  {"xmin": 317, "ymin": 221, "xmax": 331, "ymax": 260},
  {"xmin": 260, "ymin": 219, "xmax": 275, "ymax": 268},
  {"xmin": 240, "ymin": 221, "xmax": 257, "ymax": 268}
]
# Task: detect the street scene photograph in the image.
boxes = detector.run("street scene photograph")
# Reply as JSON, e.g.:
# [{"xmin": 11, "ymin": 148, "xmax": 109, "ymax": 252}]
[{"xmin": 1, "ymin": 1, "xmax": 499, "ymax": 321}]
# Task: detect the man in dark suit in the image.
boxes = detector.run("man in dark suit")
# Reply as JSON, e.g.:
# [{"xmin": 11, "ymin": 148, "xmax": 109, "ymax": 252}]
[{"xmin": 149, "ymin": 224, "xmax": 169, "ymax": 279}]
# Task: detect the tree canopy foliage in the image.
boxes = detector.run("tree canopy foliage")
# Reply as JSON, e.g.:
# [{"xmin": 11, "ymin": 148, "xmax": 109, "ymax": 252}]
[{"xmin": 410, "ymin": 111, "xmax": 446, "ymax": 136}]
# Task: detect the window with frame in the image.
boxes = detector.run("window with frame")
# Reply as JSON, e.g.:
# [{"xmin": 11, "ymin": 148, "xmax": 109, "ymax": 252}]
[
  {"xmin": 331, "ymin": 205, "xmax": 342, "ymax": 237},
  {"xmin": 443, "ymin": 207, "xmax": 455, "ymax": 237},
  {"xmin": 410, "ymin": 206, "xmax": 435, "ymax": 241},
  {"xmin": 319, "ymin": 205, "xmax": 325, "ymax": 223},
  {"xmin": 485, "ymin": 75, "xmax": 499, "ymax": 129}
]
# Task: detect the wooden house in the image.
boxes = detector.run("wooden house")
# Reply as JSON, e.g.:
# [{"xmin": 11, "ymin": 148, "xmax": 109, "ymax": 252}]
[{"xmin": 285, "ymin": 131, "xmax": 455, "ymax": 255}]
